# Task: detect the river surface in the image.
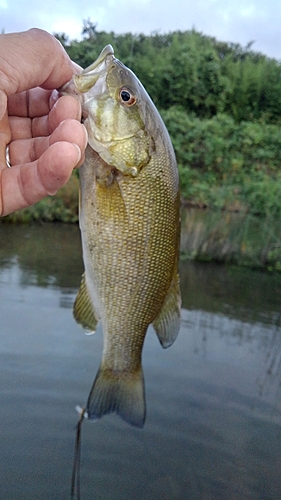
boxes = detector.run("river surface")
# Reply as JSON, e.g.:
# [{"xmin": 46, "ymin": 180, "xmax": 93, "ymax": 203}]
[{"xmin": 1, "ymin": 223, "xmax": 281, "ymax": 500}]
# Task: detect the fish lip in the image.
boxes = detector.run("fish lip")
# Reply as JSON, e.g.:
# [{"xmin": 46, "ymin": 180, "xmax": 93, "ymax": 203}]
[
  {"xmin": 58, "ymin": 45, "xmax": 115, "ymax": 97},
  {"xmin": 73, "ymin": 44, "xmax": 115, "ymax": 93},
  {"xmin": 81, "ymin": 44, "xmax": 114, "ymax": 74}
]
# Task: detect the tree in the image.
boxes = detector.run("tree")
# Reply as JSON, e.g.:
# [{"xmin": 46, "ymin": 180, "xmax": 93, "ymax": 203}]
[{"xmin": 82, "ymin": 18, "xmax": 97, "ymax": 40}]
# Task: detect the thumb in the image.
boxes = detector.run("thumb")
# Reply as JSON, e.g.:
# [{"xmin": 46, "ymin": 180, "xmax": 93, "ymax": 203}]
[{"xmin": 0, "ymin": 29, "xmax": 76, "ymax": 96}]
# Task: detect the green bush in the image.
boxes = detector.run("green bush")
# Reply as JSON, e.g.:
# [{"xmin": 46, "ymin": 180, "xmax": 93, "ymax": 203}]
[{"xmin": 161, "ymin": 108, "xmax": 281, "ymax": 217}]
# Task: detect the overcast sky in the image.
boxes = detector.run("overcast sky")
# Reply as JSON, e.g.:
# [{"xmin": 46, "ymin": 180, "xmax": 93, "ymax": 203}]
[{"xmin": 1, "ymin": 0, "xmax": 280, "ymax": 60}]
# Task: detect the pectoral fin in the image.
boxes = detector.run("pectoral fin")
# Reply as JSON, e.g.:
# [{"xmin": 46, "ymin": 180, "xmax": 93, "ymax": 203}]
[
  {"xmin": 73, "ymin": 273, "xmax": 99, "ymax": 333},
  {"xmin": 153, "ymin": 271, "xmax": 181, "ymax": 348}
]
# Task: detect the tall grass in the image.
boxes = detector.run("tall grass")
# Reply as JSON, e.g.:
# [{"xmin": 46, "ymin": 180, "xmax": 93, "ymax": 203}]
[{"xmin": 181, "ymin": 208, "xmax": 281, "ymax": 271}]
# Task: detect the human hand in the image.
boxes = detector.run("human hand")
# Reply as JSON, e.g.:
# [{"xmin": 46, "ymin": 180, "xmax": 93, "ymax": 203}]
[{"xmin": 0, "ymin": 28, "xmax": 88, "ymax": 216}]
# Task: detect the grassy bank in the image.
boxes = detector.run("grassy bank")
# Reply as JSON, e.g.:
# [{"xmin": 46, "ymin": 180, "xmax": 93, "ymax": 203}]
[{"xmin": 180, "ymin": 208, "xmax": 281, "ymax": 272}]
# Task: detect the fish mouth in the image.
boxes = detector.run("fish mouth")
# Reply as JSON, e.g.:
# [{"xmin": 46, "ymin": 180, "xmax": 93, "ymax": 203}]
[{"xmin": 73, "ymin": 44, "xmax": 115, "ymax": 93}]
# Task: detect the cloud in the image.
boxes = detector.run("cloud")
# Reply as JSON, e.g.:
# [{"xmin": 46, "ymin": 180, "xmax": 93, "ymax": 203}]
[{"xmin": 1, "ymin": 0, "xmax": 280, "ymax": 59}]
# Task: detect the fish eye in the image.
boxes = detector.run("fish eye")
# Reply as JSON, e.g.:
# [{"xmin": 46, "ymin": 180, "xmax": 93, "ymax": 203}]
[{"xmin": 119, "ymin": 88, "xmax": 136, "ymax": 106}]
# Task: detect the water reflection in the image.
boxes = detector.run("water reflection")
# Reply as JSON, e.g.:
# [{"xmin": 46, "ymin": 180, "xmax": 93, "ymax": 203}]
[
  {"xmin": 180, "ymin": 259, "xmax": 281, "ymax": 325},
  {"xmin": 2, "ymin": 223, "xmax": 281, "ymax": 322},
  {"xmin": 0, "ymin": 223, "xmax": 84, "ymax": 288},
  {"xmin": 1, "ymin": 223, "xmax": 281, "ymax": 499}
]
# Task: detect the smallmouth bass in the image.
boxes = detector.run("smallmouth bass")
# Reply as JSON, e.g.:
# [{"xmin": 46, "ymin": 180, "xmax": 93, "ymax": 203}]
[{"xmin": 62, "ymin": 45, "xmax": 181, "ymax": 427}]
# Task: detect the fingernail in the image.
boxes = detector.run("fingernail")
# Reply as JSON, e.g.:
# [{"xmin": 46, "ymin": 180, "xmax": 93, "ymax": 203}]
[
  {"xmin": 82, "ymin": 123, "xmax": 88, "ymax": 149},
  {"xmin": 49, "ymin": 89, "xmax": 59, "ymax": 109},
  {"xmin": 72, "ymin": 143, "xmax": 82, "ymax": 165}
]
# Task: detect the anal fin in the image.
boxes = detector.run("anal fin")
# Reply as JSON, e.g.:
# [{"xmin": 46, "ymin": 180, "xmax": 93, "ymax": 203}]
[
  {"xmin": 73, "ymin": 273, "xmax": 99, "ymax": 333},
  {"xmin": 153, "ymin": 271, "xmax": 181, "ymax": 348}
]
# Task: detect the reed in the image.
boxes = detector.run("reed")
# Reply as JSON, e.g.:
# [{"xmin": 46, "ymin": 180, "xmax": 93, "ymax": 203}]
[{"xmin": 181, "ymin": 208, "xmax": 281, "ymax": 271}]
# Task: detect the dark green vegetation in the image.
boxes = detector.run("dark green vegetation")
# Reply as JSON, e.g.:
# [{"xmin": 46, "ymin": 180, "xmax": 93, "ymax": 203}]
[
  {"xmin": 163, "ymin": 110, "xmax": 281, "ymax": 217},
  {"xmin": 4, "ymin": 174, "xmax": 79, "ymax": 224},
  {"xmin": 3, "ymin": 23, "xmax": 281, "ymax": 269},
  {"xmin": 62, "ymin": 22, "xmax": 281, "ymax": 124}
]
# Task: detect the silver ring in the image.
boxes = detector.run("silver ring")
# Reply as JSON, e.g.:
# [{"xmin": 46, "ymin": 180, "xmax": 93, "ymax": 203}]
[{"xmin": 6, "ymin": 145, "xmax": 11, "ymax": 168}]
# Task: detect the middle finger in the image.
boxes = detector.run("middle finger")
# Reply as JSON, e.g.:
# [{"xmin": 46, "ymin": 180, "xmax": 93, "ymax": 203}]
[
  {"xmin": 9, "ymin": 94, "xmax": 82, "ymax": 140},
  {"xmin": 9, "ymin": 118, "xmax": 87, "ymax": 165},
  {"xmin": 32, "ymin": 95, "xmax": 82, "ymax": 137}
]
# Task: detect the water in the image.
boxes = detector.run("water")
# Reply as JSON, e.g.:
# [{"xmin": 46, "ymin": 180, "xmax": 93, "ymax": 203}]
[{"xmin": 1, "ymin": 224, "xmax": 281, "ymax": 499}]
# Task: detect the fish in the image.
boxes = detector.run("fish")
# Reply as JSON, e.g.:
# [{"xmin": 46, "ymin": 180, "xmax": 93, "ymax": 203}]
[{"xmin": 62, "ymin": 45, "xmax": 181, "ymax": 428}]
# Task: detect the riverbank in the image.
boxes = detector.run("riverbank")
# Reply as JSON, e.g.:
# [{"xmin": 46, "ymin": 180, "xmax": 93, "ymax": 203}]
[
  {"xmin": 180, "ymin": 208, "xmax": 281, "ymax": 272},
  {"xmin": 2, "ymin": 191, "xmax": 281, "ymax": 271}
]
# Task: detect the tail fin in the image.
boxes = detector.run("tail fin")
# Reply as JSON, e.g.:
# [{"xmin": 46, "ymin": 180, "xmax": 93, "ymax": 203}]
[{"xmin": 86, "ymin": 365, "xmax": 146, "ymax": 428}]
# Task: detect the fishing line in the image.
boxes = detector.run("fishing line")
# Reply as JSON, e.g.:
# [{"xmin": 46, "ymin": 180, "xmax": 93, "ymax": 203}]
[{"xmin": 71, "ymin": 407, "xmax": 86, "ymax": 500}]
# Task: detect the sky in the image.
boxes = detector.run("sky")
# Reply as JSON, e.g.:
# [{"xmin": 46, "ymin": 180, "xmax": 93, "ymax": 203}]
[{"xmin": 1, "ymin": 0, "xmax": 281, "ymax": 60}]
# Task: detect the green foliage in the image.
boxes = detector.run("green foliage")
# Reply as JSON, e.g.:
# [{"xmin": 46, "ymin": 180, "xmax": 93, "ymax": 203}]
[{"xmin": 161, "ymin": 107, "xmax": 281, "ymax": 217}]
